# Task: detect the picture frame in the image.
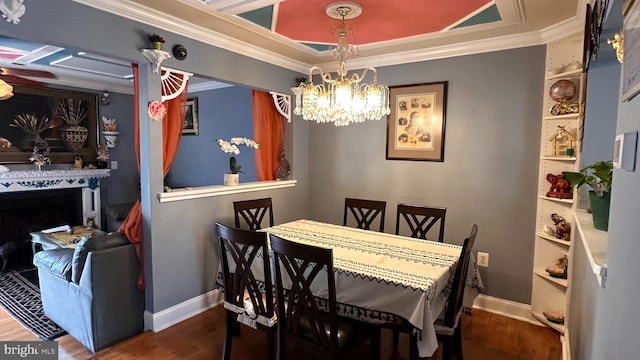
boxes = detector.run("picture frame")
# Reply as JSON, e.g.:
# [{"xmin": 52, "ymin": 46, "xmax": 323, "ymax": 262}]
[
  {"xmin": 386, "ymin": 81, "xmax": 448, "ymax": 162},
  {"xmin": 0, "ymin": 85, "xmax": 98, "ymax": 163},
  {"xmin": 622, "ymin": 0, "xmax": 640, "ymax": 101},
  {"xmin": 183, "ymin": 97, "xmax": 199, "ymax": 135}
]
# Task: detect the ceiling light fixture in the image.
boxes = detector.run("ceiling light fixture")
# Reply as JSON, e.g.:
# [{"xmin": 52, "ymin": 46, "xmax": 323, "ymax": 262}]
[
  {"xmin": 0, "ymin": 79, "xmax": 14, "ymax": 100},
  {"xmin": 292, "ymin": 2, "xmax": 389, "ymax": 126}
]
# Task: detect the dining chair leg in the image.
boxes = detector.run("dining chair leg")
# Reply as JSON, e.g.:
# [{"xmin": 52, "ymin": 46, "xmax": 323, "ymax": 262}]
[
  {"xmin": 370, "ymin": 327, "xmax": 381, "ymax": 360},
  {"xmin": 222, "ymin": 315, "xmax": 235, "ymax": 360},
  {"xmin": 441, "ymin": 336, "xmax": 452, "ymax": 360},
  {"xmin": 453, "ymin": 324, "xmax": 464, "ymax": 360},
  {"xmin": 266, "ymin": 329, "xmax": 276, "ymax": 360},
  {"xmin": 392, "ymin": 329, "xmax": 400, "ymax": 351},
  {"xmin": 409, "ymin": 334, "xmax": 419, "ymax": 360}
]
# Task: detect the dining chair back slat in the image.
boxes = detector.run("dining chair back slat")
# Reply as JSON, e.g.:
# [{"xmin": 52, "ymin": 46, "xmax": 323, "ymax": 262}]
[
  {"xmin": 395, "ymin": 204, "xmax": 447, "ymax": 242},
  {"xmin": 343, "ymin": 198, "xmax": 387, "ymax": 232},
  {"xmin": 270, "ymin": 234, "xmax": 380, "ymax": 360},
  {"xmin": 233, "ymin": 197, "xmax": 274, "ymax": 230},
  {"xmin": 216, "ymin": 222, "xmax": 275, "ymax": 360}
]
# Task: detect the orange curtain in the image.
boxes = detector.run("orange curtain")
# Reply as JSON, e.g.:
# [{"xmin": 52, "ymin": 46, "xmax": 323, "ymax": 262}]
[
  {"xmin": 252, "ymin": 90, "xmax": 284, "ymax": 180},
  {"xmin": 119, "ymin": 65, "xmax": 188, "ymax": 288}
]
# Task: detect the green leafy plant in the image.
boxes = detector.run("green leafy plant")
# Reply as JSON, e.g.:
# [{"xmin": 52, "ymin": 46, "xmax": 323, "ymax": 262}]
[{"xmin": 562, "ymin": 160, "xmax": 613, "ymax": 197}]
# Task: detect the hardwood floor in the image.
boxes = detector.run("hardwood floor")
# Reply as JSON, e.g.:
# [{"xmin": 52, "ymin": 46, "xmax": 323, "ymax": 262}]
[{"xmin": 0, "ymin": 305, "xmax": 562, "ymax": 359}]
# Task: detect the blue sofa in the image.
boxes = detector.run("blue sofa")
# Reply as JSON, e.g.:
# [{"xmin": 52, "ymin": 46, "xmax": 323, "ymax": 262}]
[{"xmin": 33, "ymin": 231, "xmax": 144, "ymax": 352}]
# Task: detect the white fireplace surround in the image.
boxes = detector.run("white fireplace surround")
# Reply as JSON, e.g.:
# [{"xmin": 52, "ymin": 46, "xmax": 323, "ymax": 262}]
[{"xmin": 0, "ymin": 169, "xmax": 110, "ymax": 227}]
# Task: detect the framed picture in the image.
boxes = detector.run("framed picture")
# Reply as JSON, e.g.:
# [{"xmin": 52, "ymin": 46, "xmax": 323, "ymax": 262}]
[
  {"xmin": 386, "ymin": 81, "xmax": 448, "ymax": 162},
  {"xmin": 0, "ymin": 85, "xmax": 98, "ymax": 163},
  {"xmin": 623, "ymin": 0, "xmax": 640, "ymax": 101},
  {"xmin": 183, "ymin": 97, "xmax": 199, "ymax": 135}
]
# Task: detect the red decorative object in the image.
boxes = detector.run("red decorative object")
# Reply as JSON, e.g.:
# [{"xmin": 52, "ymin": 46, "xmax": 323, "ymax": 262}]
[{"xmin": 546, "ymin": 173, "xmax": 573, "ymax": 199}]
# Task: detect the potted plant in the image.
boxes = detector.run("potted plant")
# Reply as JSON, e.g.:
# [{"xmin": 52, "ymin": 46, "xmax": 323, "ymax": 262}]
[
  {"xmin": 217, "ymin": 137, "xmax": 260, "ymax": 185},
  {"xmin": 148, "ymin": 34, "xmax": 165, "ymax": 50},
  {"xmin": 563, "ymin": 160, "xmax": 613, "ymax": 231}
]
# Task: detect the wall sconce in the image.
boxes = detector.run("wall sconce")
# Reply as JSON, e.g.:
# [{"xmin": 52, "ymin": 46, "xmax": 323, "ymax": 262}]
[
  {"xmin": 100, "ymin": 90, "xmax": 110, "ymax": 105},
  {"xmin": 607, "ymin": 32, "xmax": 623, "ymax": 64}
]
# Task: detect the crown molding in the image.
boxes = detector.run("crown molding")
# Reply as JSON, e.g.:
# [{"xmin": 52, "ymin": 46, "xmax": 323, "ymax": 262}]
[
  {"xmin": 71, "ymin": 0, "xmax": 310, "ymax": 73},
  {"xmin": 73, "ymin": 0, "xmax": 584, "ymax": 75}
]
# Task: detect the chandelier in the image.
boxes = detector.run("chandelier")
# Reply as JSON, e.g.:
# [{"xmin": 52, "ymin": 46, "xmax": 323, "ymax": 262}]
[{"xmin": 292, "ymin": 2, "xmax": 390, "ymax": 126}]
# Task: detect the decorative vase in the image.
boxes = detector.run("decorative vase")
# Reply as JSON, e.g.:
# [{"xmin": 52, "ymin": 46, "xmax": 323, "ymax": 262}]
[
  {"xmin": 60, "ymin": 125, "xmax": 89, "ymax": 152},
  {"xmin": 224, "ymin": 173, "xmax": 239, "ymax": 186},
  {"xmin": 589, "ymin": 191, "xmax": 610, "ymax": 231},
  {"xmin": 151, "ymin": 41, "xmax": 163, "ymax": 50},
  {"xmin": 96, "ymin": 160, "xmax": 108, "ymax": 169},
  {"xmin": 103, "ymin": 131, "xmax": 120, "ymax": 148}
]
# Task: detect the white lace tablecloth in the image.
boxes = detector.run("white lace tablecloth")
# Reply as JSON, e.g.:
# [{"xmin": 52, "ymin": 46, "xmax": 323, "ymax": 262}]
[{"xmin": 260, "ymin": 219, "xmax": 483, "ymax": 357}]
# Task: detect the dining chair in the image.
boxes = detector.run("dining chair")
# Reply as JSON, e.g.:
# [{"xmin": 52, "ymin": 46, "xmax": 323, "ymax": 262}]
[
  {"xmin": 269, "ymin": 233, "xmax": 381, "ymax": 360},
  {"xmin": 233, "ymin": 197, "xmax": 274, "ymax": 230},
  {"xmin": 215, "ymin": 222, "xmax": 276, "ymax": 360},
  {"xmin": 434, "ymin": 223, "xmax": 478, "ymax": 360},
  {"xmin": 395, "ymin": 204, "xmax": 447, "ymax": 241},
  {"xmin": 343, "ymin": 197, "xmax": 386, "ymax": 232},
  {"xmin": 392, "ymin": 204, "xmax": 448, "ymax": 350}
]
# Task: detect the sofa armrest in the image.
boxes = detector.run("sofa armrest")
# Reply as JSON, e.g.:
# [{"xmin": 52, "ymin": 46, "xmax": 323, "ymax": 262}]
[{"xmin": 33, "ymin": 248, "xmax": 74, "ymax": 281}]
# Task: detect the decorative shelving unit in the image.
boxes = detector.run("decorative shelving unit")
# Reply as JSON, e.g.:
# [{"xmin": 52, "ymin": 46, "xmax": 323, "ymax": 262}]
[{"xmin": 531, "ymin": 32, "xmax": 586, "ymax": 334}]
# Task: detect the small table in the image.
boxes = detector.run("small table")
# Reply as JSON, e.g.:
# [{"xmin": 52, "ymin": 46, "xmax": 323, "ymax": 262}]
[{"xmin": 30, "ymin": 226, "xmax": 95, "ymax": 254}]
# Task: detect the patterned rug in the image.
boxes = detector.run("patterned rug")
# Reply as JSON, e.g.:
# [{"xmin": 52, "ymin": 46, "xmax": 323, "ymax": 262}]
[{"xmin": 0, "ymin": 268, "xmax": 66, "ymax": 340}]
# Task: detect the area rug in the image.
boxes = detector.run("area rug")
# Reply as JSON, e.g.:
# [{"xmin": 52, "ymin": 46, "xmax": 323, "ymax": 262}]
[{"xmin": 0, "ymin": 268, "xmax": 66, "ymax": 340}]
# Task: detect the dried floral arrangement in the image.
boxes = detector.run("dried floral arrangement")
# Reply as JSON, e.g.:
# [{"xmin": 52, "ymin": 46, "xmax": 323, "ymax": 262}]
[
  {"xmin": 57, "ymin": 98, "xmax": 88, "ymax": 126},
  {"xmin": 10, "ymin": 113, "xmax": 55, "ymax": 136}
]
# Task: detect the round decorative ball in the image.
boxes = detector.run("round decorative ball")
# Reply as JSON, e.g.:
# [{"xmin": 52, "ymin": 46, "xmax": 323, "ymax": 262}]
[{"xmin": 549, "ymin": 80, "xmax": 576, "ymax": 102}]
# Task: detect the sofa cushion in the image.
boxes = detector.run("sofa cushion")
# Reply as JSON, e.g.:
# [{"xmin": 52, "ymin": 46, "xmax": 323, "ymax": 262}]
[
  {"xmin": 34, "ymin": 248, "xmax": 74, "ymax": 281},
  {"xmin": 72, "ymin": 230, "xmax": 129, "ymax": 284}
]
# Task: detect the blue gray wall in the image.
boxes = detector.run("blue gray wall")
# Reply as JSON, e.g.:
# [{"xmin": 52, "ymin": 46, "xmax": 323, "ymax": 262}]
[
  {"xmin": 308, "ymin": 46, "xmax": 545, "ymax": 304},
  {"xmin": 167, "ymin": 86, "xmax": 257, "ymax": 187},
  {"xmin": 0, "ymin": 0, "xmax": 309, "ymax": 314}
]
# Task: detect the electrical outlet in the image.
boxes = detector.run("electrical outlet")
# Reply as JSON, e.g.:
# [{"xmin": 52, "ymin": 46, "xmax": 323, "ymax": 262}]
[
  {"xmin": 111, "ymin": 160, "xmax": 118, "ymax": 170},
  {"xmin": 477, "ymin": 252, "xmax": 489, "ymax": 267}
]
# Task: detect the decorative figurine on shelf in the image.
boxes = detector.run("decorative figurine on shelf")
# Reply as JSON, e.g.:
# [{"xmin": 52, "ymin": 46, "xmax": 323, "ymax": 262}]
[
  {"xmin": 549, "ymin": 79, "xmax": 580, "ymax": 115},
  {"xmin": 551, "ymin": 213, "xmax": 571, "ymax": 240},
  {"xmin": 548, "ymin": 125, "xmax": 577, "ymax": 156},
  {"xmin": 148, "ymin": 33, "xmax": 165, "ymax": 50},
  {"xmin": 96, "ymin": 144, "xmax": 109, "ymax": 169},
  {"xmin": 543, "ymin": 310, "xmax": 565, "ymax": 325},
  {"xmin": 74, "ymin": 154, "xmax": 83, "ymax": 169},
  {"xmin": 29, "ymin": 146, "xmax": 51, "ymax": 171},
  {"xmin": 546, "ymin": 255, "xmax": 569, "ymax": 279},
  {"xmin": 546, "ymin": 173, "xmax": 573, "ymax": 199}
]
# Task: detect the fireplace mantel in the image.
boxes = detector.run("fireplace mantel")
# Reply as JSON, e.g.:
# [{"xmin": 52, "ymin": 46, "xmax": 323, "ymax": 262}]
[
  {"xmin": 0, "ymin": 169, "xmax": 111, "ymax": 228},
  {"xmin": 0, "ymin": 169, "xmax": 110, "ymax": 193}
]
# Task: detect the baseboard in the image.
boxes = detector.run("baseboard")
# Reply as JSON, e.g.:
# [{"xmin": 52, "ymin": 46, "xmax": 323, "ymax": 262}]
[
  {"xmin": 472, "ymin": 294, "xmax": 543, "ymax": 326},
  {"xmin": 144, "ymin": 289, "xmax": 223, "ymax": 332},
  {"xmin": 143, "ymin": 291, "xmax": 541, "ymax": 333}
]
